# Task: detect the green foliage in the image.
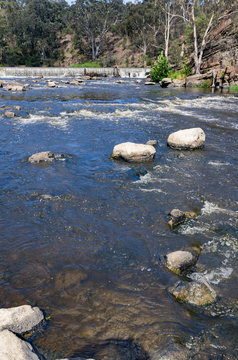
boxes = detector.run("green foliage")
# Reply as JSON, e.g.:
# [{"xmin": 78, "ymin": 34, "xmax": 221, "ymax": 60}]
[
  {"xmin": 197, "ymin": 79, "xmax": 212, "ymax": 88},
  {"xmin": 70, "ymin": 61, "xmax": 101, "ymax": 67},
  {"xmin": 229, "ymin": 85, "xmax": 238, "ymax": 92},
  {"xmin": 150, "ymin": 52, "xmax": 170, "ymax": 82},
  {"xmin": 181, "ymin": 61, "xmax": 192, "ymax": 76}
]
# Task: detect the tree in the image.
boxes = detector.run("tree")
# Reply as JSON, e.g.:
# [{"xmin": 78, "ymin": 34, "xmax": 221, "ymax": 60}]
[
  {"xmin": 150, "ymin": 51, "xmax": 170, "ymax": 82},
  {"xmin": 73, "ymin": 0, "xmax": 123, "ymax": 61},
  {"xmin": 179, "ymin": 0, "xmax": 215, "ymax": 74},
  {"xmin": 6, "ymin": 0, "xmax": 68, "ymax": 66}
]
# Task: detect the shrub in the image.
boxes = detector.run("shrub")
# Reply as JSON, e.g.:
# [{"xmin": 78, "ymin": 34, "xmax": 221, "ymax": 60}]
[{"xmin": 150, "ymin": 52, "xmax": 170, "ymax": 82}]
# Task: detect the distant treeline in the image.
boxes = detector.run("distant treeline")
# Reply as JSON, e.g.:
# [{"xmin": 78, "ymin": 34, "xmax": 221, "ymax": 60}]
[{"xmin": 0, "ymin": 0, "xmax": 235, "ymax": 70}]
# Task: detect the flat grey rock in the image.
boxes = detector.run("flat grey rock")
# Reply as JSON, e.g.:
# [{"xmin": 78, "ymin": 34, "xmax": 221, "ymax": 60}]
[
  {"xmin": 0, "ymin": 305, "xmax": 44, "ymax": 334},
  {"xmin": 0, "ymin": 329, "xmax": 40, "ymax": 360}
]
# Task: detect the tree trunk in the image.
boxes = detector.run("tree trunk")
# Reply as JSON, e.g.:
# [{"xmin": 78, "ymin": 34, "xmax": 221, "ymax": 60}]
[{"xmin": 191, "ymin": 1, "xmax": 200, "ymax": 74}]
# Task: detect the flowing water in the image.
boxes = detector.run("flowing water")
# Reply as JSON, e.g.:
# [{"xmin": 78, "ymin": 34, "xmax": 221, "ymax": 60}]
[{"xmin": 0, "ymin": 78, "xmax": 238, "ymax": 359}]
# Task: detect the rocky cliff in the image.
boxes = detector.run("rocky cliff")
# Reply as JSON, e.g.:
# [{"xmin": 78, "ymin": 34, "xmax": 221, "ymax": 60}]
[{"xmin": 201, "ymin": 8, "xmax": 238, "ymax": 83}]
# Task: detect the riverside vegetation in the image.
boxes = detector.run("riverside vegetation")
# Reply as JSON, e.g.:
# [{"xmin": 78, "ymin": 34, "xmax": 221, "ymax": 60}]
[{"xmin": 0, "ymin": 0, "xmax": 237, "ymax": 81}]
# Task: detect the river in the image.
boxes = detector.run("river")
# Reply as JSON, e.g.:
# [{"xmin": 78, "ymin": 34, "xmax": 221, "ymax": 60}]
[{"xmin": 0, "ymin": 78, "xmax": 237, "ymax": 359}]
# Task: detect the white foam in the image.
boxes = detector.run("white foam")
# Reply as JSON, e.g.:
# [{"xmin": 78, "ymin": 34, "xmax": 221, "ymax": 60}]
[
  {"xmin": 134, "ymin": 173, "xmax": 155, "ymax": 184},
  {"xmin": 201, "ymin": 201, "xmax": 238, "ymax": 218},
  {"xmin": 139, "ymin": 188, "xmax": 165, "ymax": 193},
  {"xmin": 179, "ymin": 224, "xmax": 210, "ymax": 235},
  {"xmin": 190, "ymin": 266, "xmax": 233, "ymax": 285},
  {"xmin": 208, "ymin": 160, "xmax": 231, "ymax": 167}
]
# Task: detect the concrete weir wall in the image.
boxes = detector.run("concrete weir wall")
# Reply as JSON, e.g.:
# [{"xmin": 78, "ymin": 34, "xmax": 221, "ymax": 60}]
[{"xmin": 0, "ymin": 67, "xmax": 150, "ymax": 78}]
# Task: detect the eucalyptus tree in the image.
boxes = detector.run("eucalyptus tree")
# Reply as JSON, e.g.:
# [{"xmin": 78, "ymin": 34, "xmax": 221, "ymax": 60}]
[
  {"xmin": 6, "ymin": 0, "xmax": 68, "ymax": 65},
  {"xmin": 73, "ymin": 0, "xmax": 124, "ymax": 61}
]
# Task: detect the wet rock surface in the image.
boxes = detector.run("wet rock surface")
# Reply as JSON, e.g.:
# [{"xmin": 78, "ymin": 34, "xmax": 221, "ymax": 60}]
[
  {"xmin": 168, "ymin": 209, "xmax": 196, "ymax": 228},
  {"xmin": 165, "ymin": 250, "xmax": 199, "ymax": 274},
  {"xmin": 167, "ymin": 128, "xmax": 206, "ymax": 150},
  {"xmin": 112, "ymin": 142, "xmax": 156, "ymax": 162},
  {"xmin": 169, "ymin": 278, "xmax": 217, "ymax": 306}
]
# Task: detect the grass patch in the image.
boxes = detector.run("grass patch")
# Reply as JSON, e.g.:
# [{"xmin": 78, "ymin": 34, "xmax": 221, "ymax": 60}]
[
  {"xmin": 168, "ymin": 71, "xmax": 186, "ymax": 80},
  {"xmin": 229, "ymin": 85, "xmax": 238, "ymax": 91},
  {"xmin": 197, "ymin": 79, "xmax": 212, "ymax": 89},
  {"xmin": 70, "ymin": 61, "xmax": 101, "ymax": 68}
]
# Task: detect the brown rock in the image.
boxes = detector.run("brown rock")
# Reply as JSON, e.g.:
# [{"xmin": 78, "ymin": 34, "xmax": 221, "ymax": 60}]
[{"xmin": 169, "ymin": 278, "xmax": 217, "ymax": 306}]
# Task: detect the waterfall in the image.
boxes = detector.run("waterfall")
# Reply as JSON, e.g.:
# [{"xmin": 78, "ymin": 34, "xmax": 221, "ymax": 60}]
[{"xmin": 0, "ymin": 67, "xmax": 151, "ymax": 78}]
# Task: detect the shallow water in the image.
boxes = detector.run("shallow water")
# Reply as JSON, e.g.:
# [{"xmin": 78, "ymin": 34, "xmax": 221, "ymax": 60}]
[{"xmin": 0, "ymin": 78, "xmax": 238, "ymax": 359}]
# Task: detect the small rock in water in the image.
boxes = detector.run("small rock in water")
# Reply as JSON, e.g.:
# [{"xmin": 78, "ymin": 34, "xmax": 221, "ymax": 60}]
[
  {"xmin": 14, "ymin": 105, "xmax": 21, "ymax": 111},
  {"xmin": 5, "ymin": 111, "xmax": 16, "ymax": 118},
  {"xmin": 111, "ymin": 142, "xmax": 156, "ymax": 162},
  {"xmin": 144, "ymin": 81, "xmax": 156, "ymax": 85},
  {"xmin": 167, "ymin": 128, "xmax": 205, "ymax": 150},
  {"xmin": 47, "ymin": 81, "xmax": 57, "ymax": 88},
  {"xmin": 0, "ymin": 329, "xmax": 40, "ymax": 360},
  {"xmin": 169, "ymin": 278, "xmax": 217, "ymax": 306},
  {"xmin": 0, "ymin": 304, "xmax": 44, "ymax": 334},
  {"xmin": 28, "ymin": 151, "xmax": 55, "ymax": 163},
  {"xmin": 5, "ymin": 83, "xmax": 26, "ymax": 91},
  {"xmin": 145, "ymin": 139, "xmax": 158, "ymax": 147},
  {"xmin": 168, "ymin": 209, "xmax": 196, "ymax": 228},
  {"xmin": 165, "ymin": 249, "xmax": 199, "ymax": 274}
]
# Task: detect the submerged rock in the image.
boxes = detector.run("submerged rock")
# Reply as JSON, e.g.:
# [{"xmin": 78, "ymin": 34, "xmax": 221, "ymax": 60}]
[
  {"xmin": 0, "ymin": 329, "xmax": 40, "ymax": 360},
  {"xmin": 111, "ymin": 142, "xmax": 156, "ymax": 162},
  {"xmin": 165, "ymin": 249, "xmax": 199, "ymax": 274},
  {"xmin": 145, "ymin": 139, "xmax": 158, "ymax": 147},
  {"xmin": 28, "ymin": 151, "xmax": 55, "ymax": 163},
  {"xmin": 169, "ymin": 278, "xmax": 217, "ymax": 306},
  {"xmin": 0, "ymin": 304, "xmax": 44, "ymax": 334},
  {"xmin": 167, "ymin": 128, "xmax": 205, "ymax": 150},
  {"xmin": 168, "ymin": 209, "xmax": 196, "ymax": 228}
]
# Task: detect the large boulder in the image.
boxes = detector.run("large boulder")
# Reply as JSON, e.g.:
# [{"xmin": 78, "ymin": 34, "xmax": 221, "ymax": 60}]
[
  {"xmin": 0, "ymin": 329, "xmax": 40, "ymax": 360},
  {"xmin": 28, "ymin": 151, "xmax": 55, "ymax": 163},
  {"xmin": 185, "ymin": 73, "xmax": 212, "ymax": 87},
  {"xmin": 167, "ymin": 128, "xmax": 205, "ymax": 150},
  {"xmin": 160, "ymin": 78, "xmax": 173, "ymax": 88},
  {"xmin": 168, "ymin": 209, "xmax": 196, "ymax": 229},
  {"xmin": 111, "ymin": 142, "xmax": 156, "ymax": 162},
  {"xmin": 169, "ymin": 278, "xmax": 217, "ymax": 306},
  {"xmin": 165, "ymin": 249, "xmax": 199, "ymax": 274},
  {"xmin": 0, "ymin": 305, "xmax": 44, "ymax": 334}
]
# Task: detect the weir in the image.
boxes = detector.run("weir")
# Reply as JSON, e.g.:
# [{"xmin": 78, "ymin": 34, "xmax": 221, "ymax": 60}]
[{"xmin": 0, "ymin": 67, "xmax": 150, "ymax": 78}]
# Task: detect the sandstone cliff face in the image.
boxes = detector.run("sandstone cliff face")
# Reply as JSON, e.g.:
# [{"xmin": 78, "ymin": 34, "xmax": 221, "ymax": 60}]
[{"xmin": 201, "ymin": 9, "xmax": 238, "ymax": 82}]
